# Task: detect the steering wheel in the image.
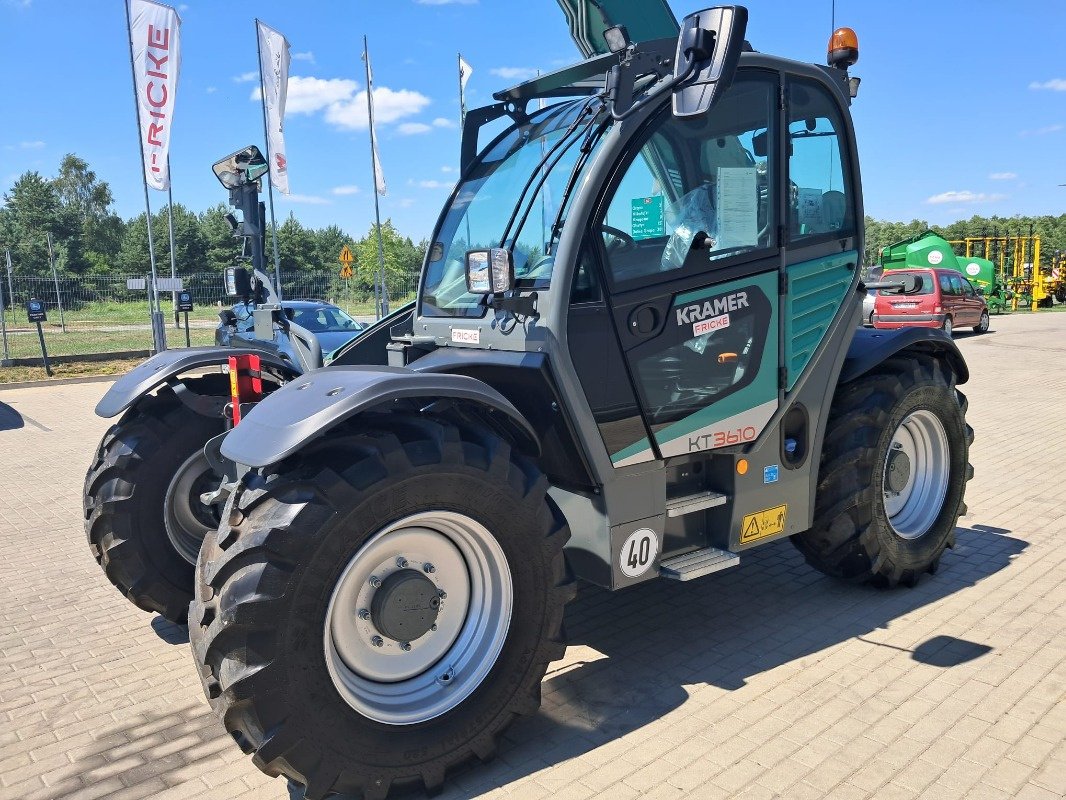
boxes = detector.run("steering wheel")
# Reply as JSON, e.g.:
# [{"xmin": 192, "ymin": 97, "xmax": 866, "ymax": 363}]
[{"xmin": 601, "ymin": 224, "xmax": 636, "ymax": 252}]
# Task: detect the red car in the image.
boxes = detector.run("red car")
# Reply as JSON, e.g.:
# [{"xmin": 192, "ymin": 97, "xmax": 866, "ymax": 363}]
[{"xmin": 872, "ymin": 268, "xmax": 989, "ymax": 336}]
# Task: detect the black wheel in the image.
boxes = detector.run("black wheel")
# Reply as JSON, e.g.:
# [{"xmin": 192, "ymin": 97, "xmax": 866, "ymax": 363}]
[
  {"xmin": 191, "ymin": 414, "xmax": 574, "ymax": 799},
  {"xmin": 84, "ymin": 378, "xmax": 227, "ymax": 623},
  {"xmin": 973, "ymin": 311, "xmax": 989, "ymax": 334},
  {"xmin": 792, "ymin": 355, "xmax": 972, "ymax": 587},
  {"xmin": 941, "ymin": 316, "xmax": 953, "ymax": 337}
]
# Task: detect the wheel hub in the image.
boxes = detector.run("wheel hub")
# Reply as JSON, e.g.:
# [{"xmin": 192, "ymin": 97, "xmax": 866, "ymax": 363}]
[
  {"xmin": 885, "ymin": 449, "xmax": 911, "ymax": 493},
  {"xmin": 370, "ymin": 569, "xmax": 441, "ymax": 642},
  {"xmin": 164, "ymin": 450, "xmax": 224, "ymax": 565}
]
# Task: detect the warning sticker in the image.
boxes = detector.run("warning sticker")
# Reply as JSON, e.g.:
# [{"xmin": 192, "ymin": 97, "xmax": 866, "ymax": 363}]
[{"xmin": 740, "ymin": 504, "xmax": 787, "ymax": 544}]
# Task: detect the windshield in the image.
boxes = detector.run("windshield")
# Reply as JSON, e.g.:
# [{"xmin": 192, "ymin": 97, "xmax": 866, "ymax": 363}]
[
  {"xmin": 420, "ymin": 99, "xmax": 610, "ymax": 318},
  {"xmin": 289, "ymin": 305, "xmax": 364, "ymax": 332}
]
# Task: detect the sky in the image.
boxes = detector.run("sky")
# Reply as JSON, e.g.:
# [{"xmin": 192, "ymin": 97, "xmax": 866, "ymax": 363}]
[{"xmin": 1, "ymin": 0, "xmax": 1064, "ymax": 245}]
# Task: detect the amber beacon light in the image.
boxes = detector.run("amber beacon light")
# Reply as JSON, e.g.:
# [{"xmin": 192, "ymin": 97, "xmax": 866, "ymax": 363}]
[{"xmin": 827, "ymin": 27, "xmax": 859, "ymax": 69}]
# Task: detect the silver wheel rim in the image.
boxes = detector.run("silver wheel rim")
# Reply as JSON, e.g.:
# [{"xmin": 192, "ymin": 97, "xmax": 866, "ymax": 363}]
[
  {"xmin": 324, "ymin": 511, "xmax": 513, "ymax": 725},
  {"xmin": 883, "ymin": 410, "xmax": 950, "ymax": 539},
  {"xmin": 943, "ymin": 317, "xmax": 952, "ymax": 336},
  {"xmin": 979, "ymin": 313, "xmax": 988, "ymax": 331},
  {"xmin": 163, "ymin": 450, "xmax": 222, "ymax": 565}
]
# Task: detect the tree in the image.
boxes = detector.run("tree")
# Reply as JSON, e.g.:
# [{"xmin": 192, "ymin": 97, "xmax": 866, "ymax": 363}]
[
  {"xmin": 0, "ymin": 171, "xmax": 68, "ymax": 276},
  {"xmin": 353, "ymin": 220, "xmax": 426, "ymax": 301},
  {"xmin": 53, "ymin": 154, "xmax": 124, "ymax": 274},
  {"xmin": 200, "ymin": 203, "xmax": 241, "ymax": 273}
]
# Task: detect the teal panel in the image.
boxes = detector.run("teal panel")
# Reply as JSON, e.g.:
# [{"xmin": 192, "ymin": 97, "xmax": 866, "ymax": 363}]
[
  {"xmin": 785, "ymin": 251, "xmax": 856, "ymax": 391},
  {"xmin": 654, "ymin": 270, "xmax": 779, "ymax": 445},
  {"xmin": 610, "ymin": 437, "xmax": 652, "ymax": 465}
]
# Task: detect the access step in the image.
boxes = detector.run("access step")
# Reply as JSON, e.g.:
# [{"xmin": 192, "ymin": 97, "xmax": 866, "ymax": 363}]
[
  {"xmin": 665, "ymin": 490, "xmax": 728, "ymax": 518},
  {"xmin": 659, "ymin": 547, "xmax": 739, "ymax": 581}
]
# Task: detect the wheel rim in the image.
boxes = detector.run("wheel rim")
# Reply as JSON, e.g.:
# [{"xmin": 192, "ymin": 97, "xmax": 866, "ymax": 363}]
[
  {"xmin": 943, "ymin": 317, "xmax": 952, "ymax": 335},
  {"xmin": 979, "ymin": 312, "xmax": 988, "ymax": 331},
  {"xmin": 882, "ymin": 410, "xmax": 950, "ymax": 539},
  {"xmin": 324, "ymin": 511, "xmax": 513, "ymax": 725},
  {"xmin": 163, "ymin": 450, "xmax": 223, "ymax": 565}
]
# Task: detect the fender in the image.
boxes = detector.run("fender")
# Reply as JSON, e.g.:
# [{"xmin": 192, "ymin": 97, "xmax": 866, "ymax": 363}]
[
  {"xmin": 840, "ymin": 327, "xmax": 969, "ymax": 386},
  {"xmin": 95, "ymin": 347, "xmax": 302, "ymax": 419},
  {"xmin": 220, "ymin": 365, "xmax": 539, "ymax": 468}
]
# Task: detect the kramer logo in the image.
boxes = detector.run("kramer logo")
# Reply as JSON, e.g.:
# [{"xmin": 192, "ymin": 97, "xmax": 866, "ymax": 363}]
[{"xmin": 676, "ymin": 291, "xmax": 749, "ymax": 327}]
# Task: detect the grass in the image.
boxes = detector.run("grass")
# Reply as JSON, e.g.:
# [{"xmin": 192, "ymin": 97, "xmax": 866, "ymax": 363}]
[{"xmin": 0, "ymin": 357, "xmax": 144, "ymax": 384}]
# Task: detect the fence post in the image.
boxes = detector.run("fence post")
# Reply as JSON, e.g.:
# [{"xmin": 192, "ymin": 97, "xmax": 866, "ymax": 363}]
[
  {"xmin": 4, "ymin": 249, "xmax": 13, "ymax": 331},
  {"xmin": 0, "ymin": 270, "xmax": 9, "ymax": 365},
  {"xmin": 46, "ymin": 232, "xmax": 66, "ymax": 332}
]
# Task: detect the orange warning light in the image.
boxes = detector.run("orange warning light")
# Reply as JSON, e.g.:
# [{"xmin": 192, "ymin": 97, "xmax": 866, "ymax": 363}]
[
  {"xmin": 737, "ymin": 459, "xmax": 749, "ymax": 475},
  {"xmin": 827, "ymin": 27, "xmax": 859, "ymax": 69}
]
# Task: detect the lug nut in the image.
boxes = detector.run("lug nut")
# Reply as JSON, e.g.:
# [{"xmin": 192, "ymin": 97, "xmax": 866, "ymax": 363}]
[
  {"xmin": 437, "ymin": 669, "xmax": 454, "ymax": 685},
  {"xmin": 438, "ymin": 590, "xmax": 447, "ymax": 600},
  {"xmin": 400, "ymin": 641, "xmax": 412, "ymax": 652},
  {"xmin": 369, "ymin": 576, "xmax": 381, "ymax": 588},
  {"xmin": 396, "ymin": 557, "xmax": 409, "ymax": 569},
  {"xmin": 423, "ymin": 563, "xmax": 436, "ymax": 574},
  {"xmin": 358, "ymin": 609, "xmax": 370, "ymax": 620},
  {"xmin": 371, "ymin": 636, "xmax": 384, "ymax": 647},
  {"xmin": 430, "ymin": 624, "xmax": 438, "ymax": 632}
]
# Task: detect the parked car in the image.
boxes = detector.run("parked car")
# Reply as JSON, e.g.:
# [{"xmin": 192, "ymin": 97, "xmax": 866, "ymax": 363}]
[
  {"xmin": 216, "ymin": 299, "xmax": 368, "ymax": 364},
  {"xmin": 872, "ymin": 268, "xmax": 989, "ymax": 336},
  {"xmin": 861, "ymin": 268, "xmax": 881, "ymax": 326}
]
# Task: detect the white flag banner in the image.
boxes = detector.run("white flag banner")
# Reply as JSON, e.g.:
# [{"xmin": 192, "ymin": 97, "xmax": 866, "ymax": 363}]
[
  {"xmin": 459, "ymin": 55, "xmax": 473, "ymax": 92},
  {"xmin": 257, "ymin": 20, "xmax": 291, "ymax": 195},
  {"xmin": 129, "ymin": 0, "xmax": 181, "ymax": 191},
  {"xmin": 365, "ymin": 49, "xmax": 387, "ymax": 197}
]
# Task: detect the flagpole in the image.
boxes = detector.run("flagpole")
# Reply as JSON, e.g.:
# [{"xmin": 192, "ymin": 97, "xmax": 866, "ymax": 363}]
[
  {"xmin": 256, "ymin": 18, "xmax": 285, "ymax": 302},
  {"xmin": 166, "ymin": 157, "xmax": 179, "ymax": 327},
  {"xmin": 458, "ymin": 52, "xmax": 465, "ymax": 129},
  {"xmin": 364, "ymin": 35, "xmax": 388, "ymax": 319},
  {"xmin": 124, "ymin": 0, "xmax": 165, "ymax": 353}
]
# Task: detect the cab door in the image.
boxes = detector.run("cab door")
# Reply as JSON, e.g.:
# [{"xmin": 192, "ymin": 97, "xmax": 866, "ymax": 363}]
[{"xmin": 581, "ymin": 73, "xmax": 782, "ymax": 465}]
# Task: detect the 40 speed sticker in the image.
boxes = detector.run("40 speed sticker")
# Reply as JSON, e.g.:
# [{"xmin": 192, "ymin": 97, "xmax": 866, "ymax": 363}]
[
  {"xmin": 619, "ymin": 528, "xmax": 659, "ymax": 578},
  {"xmin": 740, "ymin": 504, "xmax": 787, "ymax": 544}
]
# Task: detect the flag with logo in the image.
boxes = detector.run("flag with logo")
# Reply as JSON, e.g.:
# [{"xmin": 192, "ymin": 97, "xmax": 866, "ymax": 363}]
[
  {"xmin": 363, "ymin": 47, "xmax": 387, "ymax": 197},
  {"xmin": 129, "ymin": 0, "xmax": 181, "ymax": 190},
  {"xmin": 257, "ymin": 20, "xmax": 291, "ymax": 195},
  {"xmin": 459, "ymin": 54, "xmax": 473, "ymax": 125}
]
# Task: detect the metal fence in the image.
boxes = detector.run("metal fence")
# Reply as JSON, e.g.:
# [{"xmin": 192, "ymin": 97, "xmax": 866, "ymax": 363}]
[{"xmin": 0, "ymin": 271, "xmax": 418, "ymax": 362}]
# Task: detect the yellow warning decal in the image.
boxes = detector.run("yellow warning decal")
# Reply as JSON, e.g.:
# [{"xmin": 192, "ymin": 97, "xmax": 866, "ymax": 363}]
[{"xmin": 740, "ymin": 504, "xmax": 788, "ymax": 544}]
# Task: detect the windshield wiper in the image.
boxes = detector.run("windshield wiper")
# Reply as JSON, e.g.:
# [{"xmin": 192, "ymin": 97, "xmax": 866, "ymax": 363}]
[
  {"xmin": 497, "ymin": 97, "xmax": 602, "ymax": 250},
  {"xmin": 541, "ymin": 114, "xmax": 610, "ymax": 257}
]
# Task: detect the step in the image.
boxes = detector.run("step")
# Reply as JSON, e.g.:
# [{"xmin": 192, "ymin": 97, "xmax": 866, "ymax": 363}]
[
  {"xmin": 665, "ymin": 490, "xmax": 729, "ymax": 518},
  {"xmin": 659, "ymin": 547, "xmax": 740, "ymax": 581}
]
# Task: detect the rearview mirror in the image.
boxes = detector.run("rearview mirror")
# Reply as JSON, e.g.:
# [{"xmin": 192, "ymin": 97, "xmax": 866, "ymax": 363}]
[
  {"xmin": 672, "ymin": 6, "xmax": 748, "ymax": 118},
  {"xmin": 465, "ymin": 249, "xmax": 515, "ymax": 294},
  {"xmin": 212, "ymin": 145, "xmax": 269, "ymax": 189}
]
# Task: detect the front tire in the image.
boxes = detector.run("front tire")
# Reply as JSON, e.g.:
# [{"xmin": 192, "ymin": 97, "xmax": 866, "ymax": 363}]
[
  {"xmin": 792, "ymin": 355, "xmax": 972, "ymax": 587},
  {"xmin": 83, "ymin": 379, "xmax": 226, "ymax": 623},
  {"xmin": 974, "ymin": 311, "xmax": 989, "ymax": 334},
  {"xmin": 190, "ymin": 414, "xmax": 574, "ymax": 799}
]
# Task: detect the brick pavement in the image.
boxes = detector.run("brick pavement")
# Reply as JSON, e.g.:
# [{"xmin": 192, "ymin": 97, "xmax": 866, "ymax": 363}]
[{"xmin": 0, "ymin": 311, "xmax": 1063, "ymax": 800}]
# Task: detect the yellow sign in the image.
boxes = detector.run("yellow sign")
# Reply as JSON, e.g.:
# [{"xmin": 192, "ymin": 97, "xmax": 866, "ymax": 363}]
[
  {"xmin": 339, "ymin": 263, "xmax": 353, "ymax": 280},
  {"xmin": 740, "ymin": 504, "xmax": 787, "ymax": 544},
  {"xmin": 338, "ymin": 245, "xmax": 354, "ymax": 265}
]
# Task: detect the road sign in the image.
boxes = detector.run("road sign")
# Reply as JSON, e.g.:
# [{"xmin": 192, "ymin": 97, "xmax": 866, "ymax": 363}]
[
  {"xmin": 27, "ymin": 298, "xmax": 46, "ymax": 323},
  {"xmin": 176, "ymin": 291, "xmax": 194, "ymax": 312},
  {"xmin": 340, "ymin": 263, "xmax": 354, "ymax": 280},
  {"xmin": 339, "ymin": 245, "xmax": 354, "ymax": 265}
]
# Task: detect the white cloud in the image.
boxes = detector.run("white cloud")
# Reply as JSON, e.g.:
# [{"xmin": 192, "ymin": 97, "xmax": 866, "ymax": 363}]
[
  {"xmin": 233, "ymin": 71, "xmax": 258, "ymax": 83},
  {"xmin": 441, "ymin": 165, "xmax": 457, "ymax": 173},
  {"xmin": 925, "ymin": 190, "xmax": 1006, "ymax": 205},
  {"xmin": 205, "ymin": 86, "xmax": 217, "ymax": 94},
  {"xmin": 178, "ymin": 3, "xmax": 189, "ymax": 11},
  {"xmin": 278, "ymin": 193, "xmax": 331, "ymax": 205},
  {"xmin": 988, "ymin": 172, "xmax": 1016, "ymax": 180},
  {"xmin": 324, "ymin": 87, "xmax": 431, "ymax": 130},
  {"xmin": 19, "ymin": 140, "xmax": 44, "ymax": 149},
  {"xmin": 251, "ymin": 76, "xmax": 359, "ymax": 114},
  {"xmin": 1029, "ymin": 78, "xmax": 1066, "ymax": 92},
  {"xmin": 396, "ymin": 198, "xmax": 416, "ymax": 208},
  {"xmin": 292, "ymin": 51, "xmax": 315, "ymax": 63},
  {"xmin": 398, "ymin": 122, "xmax": 433, "ymax": 135},
  {"xmin": 432, "ymin": 117, "xmax": 456, "ymax": 129},
  {"xmin": 331, "ymin": 185, "xmax": 360, "ymax": 196},
  {"xmin": 490, "ymin": 67, "xmax": 539, "ymax": 81},
  {"xmin": 1020, "ymin": 123, "xmax": 1064, "ymax": 137},
  {"xmin": 416, "ymin": 179, "xmax": 450, "ymax": 189},
  {"xmin": 415, "ymin": 0, "xmax": 477, "ymax": 5}
]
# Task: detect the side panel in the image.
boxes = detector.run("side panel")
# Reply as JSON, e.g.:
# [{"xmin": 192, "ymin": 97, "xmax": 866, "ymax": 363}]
[{"xmin": 784, "ymin": 251, "xmax": 857, "ymax": 390}]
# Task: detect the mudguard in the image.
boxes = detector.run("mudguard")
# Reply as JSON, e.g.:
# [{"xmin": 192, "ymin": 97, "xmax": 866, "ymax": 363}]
[
  {"xmin": 95, "ymin": 347, "xmax": 301, "ymax": 419},
  {"xmin": 840, "ymin": 327, "xmax": 969, "ymax": 386},
  {"xmin": 220, "ymin": 365, "xmax": 539, "ymax": 468}
]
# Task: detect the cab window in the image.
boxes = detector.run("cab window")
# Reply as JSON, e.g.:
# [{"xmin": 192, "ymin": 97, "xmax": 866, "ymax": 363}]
[
  {"xmin": 597, "ymin": 76, "xmax": 778, "ymax": 286},
  {"xmin": 787, "ymin": 78, "xmax": 854, "ymax": 240}
]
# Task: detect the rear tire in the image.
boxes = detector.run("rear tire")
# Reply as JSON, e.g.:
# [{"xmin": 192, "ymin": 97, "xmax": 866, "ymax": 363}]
[
  {"xmin": 792, "ymin": 356, "xmax": 972, "ymax": 587},
  {"xmin": 941, "ymin": 316, "xmax": 953, "ymax": 337},
  {"xmin": 83, "ymin": 379, "xmax": 226, "ymax": 623},
  {"xmin": 190, "ymin": 414, "xmax": 574, "ymax": 799},
  {"xmin": 974, "ymin": 311, "xmax": 989, "ymax": 334}
]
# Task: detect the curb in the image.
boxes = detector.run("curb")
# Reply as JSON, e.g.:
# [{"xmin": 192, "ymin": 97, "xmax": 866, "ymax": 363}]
[{"xmin": 0, "ymin": 374, "xmax": 119, "ymax": 391}]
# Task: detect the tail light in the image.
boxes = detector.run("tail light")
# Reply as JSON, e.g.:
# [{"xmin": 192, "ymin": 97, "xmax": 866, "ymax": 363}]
[{"xmin": 228, "ymin": 353, "xmax": 263, "ymax": 425}]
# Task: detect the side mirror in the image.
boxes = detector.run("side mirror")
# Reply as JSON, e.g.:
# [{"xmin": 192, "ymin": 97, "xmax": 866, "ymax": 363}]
[
  {"xmin": 212, "ymin": 145, "xmax": 269, "ymax": 189},
  {"xmin": 672, "ymin": 6, "xmax": 748, "ymax": 118},
  {"xmin": 218, "ymin": 309, "xmax": 238, "ymax": 326},
  {"xmin": 465, "ymin": 248, "xmax": 514, "ymax": 294},
  {"xmin": 225, "ymin": 266, "xmax": 253, "ymax": 298}
]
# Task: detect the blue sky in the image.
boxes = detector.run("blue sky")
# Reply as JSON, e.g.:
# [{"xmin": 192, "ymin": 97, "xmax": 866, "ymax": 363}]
[{"xmin": 1, "ymin": 0, "xmax": 1064, "ymax": 243}]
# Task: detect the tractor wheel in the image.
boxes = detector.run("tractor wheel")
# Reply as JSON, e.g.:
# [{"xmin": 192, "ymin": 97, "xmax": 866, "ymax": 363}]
[
  {"xmin": 84, "ymin": 379, "xmax": 227, "ymax": 623},
  {"xmin": 191, "ymin": 414, "xmax": 574, "ymax": 800},
  {"xmin": 791, "ymin": 355, "xmax": 972, "ymax": 587},
  {"xmin": 973, "ymin": 311, "xmax": 990, "ymax": 334}
]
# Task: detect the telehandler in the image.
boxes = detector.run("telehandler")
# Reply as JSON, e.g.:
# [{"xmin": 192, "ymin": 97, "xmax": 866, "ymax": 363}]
[{"xmin": 84, "ymin": 4, "xmax": 972, "ymax": 797}]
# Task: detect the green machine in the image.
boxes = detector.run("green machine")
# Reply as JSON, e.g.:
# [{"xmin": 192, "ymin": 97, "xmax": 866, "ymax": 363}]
[{"xmin": 881, "ymin": 231, "xmax": 1010, "ymax": 313}]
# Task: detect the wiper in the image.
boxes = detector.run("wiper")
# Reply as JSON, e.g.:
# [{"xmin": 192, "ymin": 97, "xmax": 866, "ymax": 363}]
[
  {"xmin": 497, "ymin": 97, "xmax": 601, "ymax": 250},
  {"xmin": 541, "ymin": 114, "xmax": 610, "ymax": 256}
]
